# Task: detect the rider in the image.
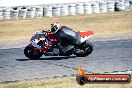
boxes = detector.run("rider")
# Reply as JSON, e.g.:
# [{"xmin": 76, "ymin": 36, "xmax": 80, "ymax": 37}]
[{"xmin": 51, "ymin": 22, "xmax": 80, "ymax": 54}]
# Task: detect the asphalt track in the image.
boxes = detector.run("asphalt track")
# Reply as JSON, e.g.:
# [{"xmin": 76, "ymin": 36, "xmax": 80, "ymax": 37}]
[{"xmin": 0, "ymin": 36, "xmax": 132, "ymax": 83}]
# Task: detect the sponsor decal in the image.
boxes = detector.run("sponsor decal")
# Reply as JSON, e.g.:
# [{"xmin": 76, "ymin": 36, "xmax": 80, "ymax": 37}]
[{"xmin": 76, "ymin": 66, "xmax": 131, "ymax": 85}]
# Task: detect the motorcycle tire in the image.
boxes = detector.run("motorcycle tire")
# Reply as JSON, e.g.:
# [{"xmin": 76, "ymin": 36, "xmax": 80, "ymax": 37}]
[
  {"xmin": 75, "ymin": 41, "xmax": 93, "ymax": 57},
  {"xmin": 24, "ymin": 46, "xmax": 43, "ymax": 59}
]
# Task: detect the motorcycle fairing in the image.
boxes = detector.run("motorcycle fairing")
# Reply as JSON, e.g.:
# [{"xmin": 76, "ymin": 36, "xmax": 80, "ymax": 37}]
[
  {"xmin": 47, "ymin": 32, "xmax": 58, "ymax": 46},
  {"xmin": 80, "ymin": 31, "xmax": 94, "ymax": 43},
  {"xmin": 30, "ymin": 31, "xmax": 58, "ymax": 53}
]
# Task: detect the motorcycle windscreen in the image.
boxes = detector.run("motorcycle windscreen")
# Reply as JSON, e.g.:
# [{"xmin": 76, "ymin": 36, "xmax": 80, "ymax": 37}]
[
  {"xmin": 31, "ymin": 33, "xmax": 46, "ymax": 48},
  {"xmin": 31, "ymin": 33, "xmax": 45, "ymax": 41}
]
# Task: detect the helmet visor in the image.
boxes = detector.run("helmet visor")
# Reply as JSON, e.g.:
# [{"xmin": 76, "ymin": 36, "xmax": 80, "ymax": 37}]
[{"xmin": 51, "ymin": 25, "xmax": 58, "ymax": 32}]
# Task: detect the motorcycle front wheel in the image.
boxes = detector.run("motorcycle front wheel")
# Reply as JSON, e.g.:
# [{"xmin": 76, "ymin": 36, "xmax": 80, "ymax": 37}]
[{"xmin": 24, "ymin": 45, "xmax": 43, "ymax": 59}]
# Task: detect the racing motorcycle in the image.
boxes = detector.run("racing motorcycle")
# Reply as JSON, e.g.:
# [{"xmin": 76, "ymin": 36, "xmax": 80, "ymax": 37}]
[{"xmin": 24, "ymin": 29, "xmax": 93, "ymax": 59}]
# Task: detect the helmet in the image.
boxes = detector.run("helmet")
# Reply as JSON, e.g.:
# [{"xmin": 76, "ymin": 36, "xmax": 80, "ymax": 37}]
[{"xmin": 51, "ymin": 22, "xmax": 61, "ymax": 33}]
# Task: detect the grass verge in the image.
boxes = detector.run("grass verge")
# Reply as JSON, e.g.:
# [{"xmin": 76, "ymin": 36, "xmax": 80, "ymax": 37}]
[
  {"xmin": 0, "ymin": 77, "xmax": 132, "ymax": 88},
  {"xmin": 0, "ymin": 11, "xmax": 132, "ymax": 42}
]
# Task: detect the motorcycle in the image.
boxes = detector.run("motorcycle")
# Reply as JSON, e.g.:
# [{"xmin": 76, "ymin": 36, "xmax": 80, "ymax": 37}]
[{"xmin": 24, "ymin": 29, "xmax": 93, "ymax": 59}]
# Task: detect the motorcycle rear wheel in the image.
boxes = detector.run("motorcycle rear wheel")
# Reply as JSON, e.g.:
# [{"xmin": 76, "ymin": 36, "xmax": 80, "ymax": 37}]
[
  {"xmin": 75, "ymin": 41, "xmax": 93, "ymax": 57},
  {"xmin": 24, "ymin": 46, "xmax": 43, "ymax": 59}
]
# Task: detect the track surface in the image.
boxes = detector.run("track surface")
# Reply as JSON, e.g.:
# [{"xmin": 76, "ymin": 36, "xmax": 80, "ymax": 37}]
[{"xmin": 0, "ymin": 36, "xmax": 132, "ymax": 83}]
